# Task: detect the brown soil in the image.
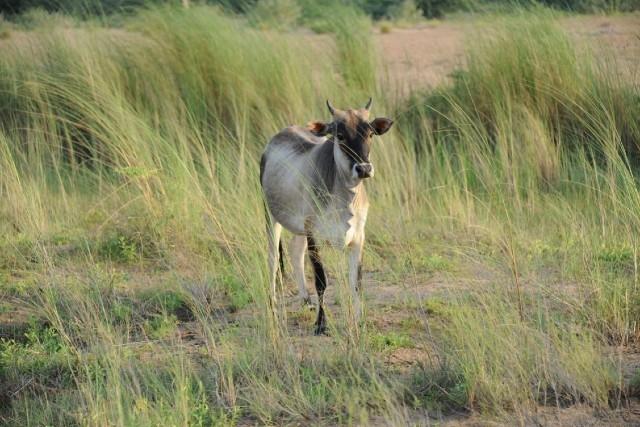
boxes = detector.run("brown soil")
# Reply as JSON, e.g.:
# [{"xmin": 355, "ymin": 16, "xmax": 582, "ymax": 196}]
[
  {"xmin": 376, "ymin": 22, "xmax": 466, "ymax": 92},
  {"xmin": 373, "ymin": 14, "xmax": 640, "ymax": 92}
]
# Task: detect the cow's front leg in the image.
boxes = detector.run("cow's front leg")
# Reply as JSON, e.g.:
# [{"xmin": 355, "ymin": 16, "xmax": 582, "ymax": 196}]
[
  {"xmin": 348, "ymin": 233, "xmax": 364, "ymax": 324},
  {"xmin": 307, "ymin": 234, "xmax": 328, "ymax": 335}
]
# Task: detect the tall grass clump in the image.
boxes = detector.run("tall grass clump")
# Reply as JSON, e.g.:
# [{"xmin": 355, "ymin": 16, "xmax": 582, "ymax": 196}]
[
  {"xmin": 297, "ymin": 1, "xmax": 377, "ymax": 94},
  {"xmin": 331, "ymin": 6, "xmax": 377, "ymax": 95},
  {"xmin": 415, "ymin": 287, "xmax": 619, "ymax": 414},
  {"xmin": 396, "ymin": 7, "xmax": 640, "ymax": 415},
  {"xmin": 404, "ymin": 10, "xmax": 639, "ymax": 174}
]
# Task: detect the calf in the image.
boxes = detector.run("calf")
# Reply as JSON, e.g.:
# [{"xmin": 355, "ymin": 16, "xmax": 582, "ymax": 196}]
[{"xmin": 260, "ymin": 99, "xmax": 393, "ymax": 334}]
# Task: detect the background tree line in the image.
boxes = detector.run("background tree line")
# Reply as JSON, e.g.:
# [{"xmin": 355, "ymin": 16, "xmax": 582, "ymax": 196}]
[{"xmin": 2, "ymin": 0, "xmax": 639, "ymax": 20}]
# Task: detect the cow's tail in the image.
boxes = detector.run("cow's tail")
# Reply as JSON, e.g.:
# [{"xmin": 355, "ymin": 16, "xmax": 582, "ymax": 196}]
[{"xmin": 261, "ymin": 153, "xmax": 286, "ymax": 280}]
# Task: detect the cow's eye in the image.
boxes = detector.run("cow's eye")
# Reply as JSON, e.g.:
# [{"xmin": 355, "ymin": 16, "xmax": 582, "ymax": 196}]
[{"xmin": 336, "ymin": 133, "xmax": 344, "ymax": 140}]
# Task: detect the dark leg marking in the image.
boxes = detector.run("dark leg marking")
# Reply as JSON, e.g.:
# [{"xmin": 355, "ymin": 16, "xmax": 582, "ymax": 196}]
[
  {"xmin": 357, "ymin": 262, "xmax": 363, "ymax": 293},
  {"xmin": 278, "ymin": 239, "xmax": 285, "ymax": 288},
  {"xmin": 307, "ymin": 234, "xmax": 327, "ymax": 335}
]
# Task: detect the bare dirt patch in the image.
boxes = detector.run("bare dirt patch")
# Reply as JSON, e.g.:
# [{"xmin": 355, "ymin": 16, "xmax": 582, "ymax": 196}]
[
  {"xmin": 373, "ymin": 14, "xmax": 640, "ymax": 92},
  {"xmin": 375, "ymin": 22, "xmax": 466, "ymax": 93}
]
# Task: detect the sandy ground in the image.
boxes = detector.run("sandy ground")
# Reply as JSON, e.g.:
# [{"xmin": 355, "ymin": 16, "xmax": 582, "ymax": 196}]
[
  {"xmin": 373, "ymin": 14, "xmax": 640, "ymax": 93},
  {"xmin": 375, "ymin": 22, "xmax": 466, "ymax": 93}
]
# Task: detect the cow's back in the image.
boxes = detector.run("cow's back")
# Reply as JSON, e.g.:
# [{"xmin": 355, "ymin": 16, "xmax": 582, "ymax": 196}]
[{"xmin": 260, "ymin": 126, "xmax": 334, "ymax": 235}]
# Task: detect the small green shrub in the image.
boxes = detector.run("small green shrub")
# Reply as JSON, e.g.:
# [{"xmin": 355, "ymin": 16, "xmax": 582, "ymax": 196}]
[
  {"xmin": 369, "ymin": 331, "xmax": 414, "ymax": 351},
  {"xmin": 0, "ymin": 324, "xmax": 74, "ymax": 388},
  {"xmin": 157, "ymin": 291, "xmax": 188, "ymax": 315},
  {"xmin": 422, "ymin": 298, "xmax": 451, "ymax": 317},
  {"xmin": 220, "ymin": 274, "xmax": 252, "ymax": 312},
  {"xmin": 99, "ymin": 235, "xmax": 139, "ymax": 263},
  {"xmin": 405, "ymin": 253, "xmax": 450, "ymax": 272},
  {"xmin": 0, "ymin": 277, "xmax": 38, "ymax": 298},
  {"xmin": 596, "ymin": 245, "xmax": 634, "ymax": 273},
  {"xmin": 143, "ymin": 314, "xmax": 178, "ymax": 340},
  {"xmin": 141, "ymin": 289, "xmax": 194, "ymax": 321},
  {"xmin": 96, "ymin": 222, "xmax": 163, "ymax": 264},
  {"xmin": 110, "ymin": 299, "xmax": 134, "ymax": 323}
]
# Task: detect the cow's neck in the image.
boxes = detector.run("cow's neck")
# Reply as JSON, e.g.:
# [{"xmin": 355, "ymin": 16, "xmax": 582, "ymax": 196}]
[
  {"xmin": 314, "ymin": 139, "xmax": 366, "ymax": 214},
  {"xmin": 331, "ymin": 164, "xmax": 366, "ymax": 216}
]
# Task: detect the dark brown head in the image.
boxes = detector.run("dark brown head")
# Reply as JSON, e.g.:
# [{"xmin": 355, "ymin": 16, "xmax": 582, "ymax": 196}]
[{"xmin": 308, "ymin": 98, "xmax": 393, "ymax": 180}]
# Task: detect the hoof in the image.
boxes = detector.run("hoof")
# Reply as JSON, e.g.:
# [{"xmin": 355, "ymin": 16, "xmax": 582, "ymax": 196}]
[{"xmin": 302, "ymin": 297, "xmax": 315, "ymax": 310}]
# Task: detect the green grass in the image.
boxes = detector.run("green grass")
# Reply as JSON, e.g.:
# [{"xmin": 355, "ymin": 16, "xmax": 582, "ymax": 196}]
[
  {"xmin": 0, "ymin": 4, "xmax": 639, "ymax": 425},
  {"xmin": 369, "ymin": 331, "xmax": 414, "ymax": 352}
]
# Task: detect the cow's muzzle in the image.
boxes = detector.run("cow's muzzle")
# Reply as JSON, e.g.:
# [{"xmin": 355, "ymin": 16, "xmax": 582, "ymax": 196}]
[{"xmin": 354, "ymin": 163, "xmax": 374, "ymax": 179}]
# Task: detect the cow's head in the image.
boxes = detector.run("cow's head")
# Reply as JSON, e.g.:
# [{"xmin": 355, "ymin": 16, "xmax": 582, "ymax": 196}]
[{"xmin": 308, "ymin": 98, "xmax": 393, "ymax": 181}]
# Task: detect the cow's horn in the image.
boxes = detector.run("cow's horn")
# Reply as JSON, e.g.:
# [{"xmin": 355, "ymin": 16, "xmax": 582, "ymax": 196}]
[
  {"xmin": 326, "ymin": 100, "xmax": 336, "ymax": 115},
  {"xmin": 364, "ymin": 97, "xmax": 372, "ymax": 110}
]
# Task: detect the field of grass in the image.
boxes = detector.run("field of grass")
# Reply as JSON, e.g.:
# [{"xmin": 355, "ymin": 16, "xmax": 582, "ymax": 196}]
[{"xmin": 1, "ymin": 5, "xmax": 640, "ymax": 426}]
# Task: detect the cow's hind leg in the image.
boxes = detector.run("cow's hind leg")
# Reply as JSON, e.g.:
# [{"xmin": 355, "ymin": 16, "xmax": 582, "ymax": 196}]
[
  {"xmin": 289, "ymin": 235, "xmax": 312, "ymax": 307},
  {"xmin": 267, "ymin": 221, "xmax": 283, "ymax": 308},
  {"xmin": 307, "ymin": 234, "xmax": 328, "ymax": 335}
]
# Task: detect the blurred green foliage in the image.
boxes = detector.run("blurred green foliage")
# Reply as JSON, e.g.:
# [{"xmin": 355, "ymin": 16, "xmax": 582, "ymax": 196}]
[{"xmin": 2, "ymin": 0, "xmax": 638, "ymax": 19}]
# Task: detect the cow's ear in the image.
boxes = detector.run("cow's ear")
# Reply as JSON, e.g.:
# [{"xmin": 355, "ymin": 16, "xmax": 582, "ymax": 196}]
[
  {"xmin": 307, "ymin": 121, "xmax": 330, "ymax": 136},
  {"xmin": 370, "ymin": 117, "xmax": 393, "ymax": 136}
]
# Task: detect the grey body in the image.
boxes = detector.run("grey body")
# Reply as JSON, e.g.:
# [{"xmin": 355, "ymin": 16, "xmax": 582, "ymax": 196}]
[
  {"xmin": 260, "ymin": 101, "xmax": 393, "ymax": 334},
  {"xmin": 261, "ymin": 125, "xmax": 369, "ymax": 247}
]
